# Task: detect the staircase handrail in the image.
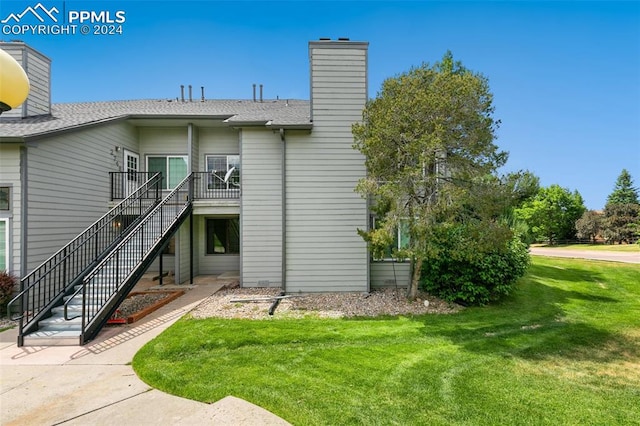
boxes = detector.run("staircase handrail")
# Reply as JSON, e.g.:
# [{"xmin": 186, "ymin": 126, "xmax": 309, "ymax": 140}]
[
  {"xmin": 66, "ymin": 173, "xmax": 192, "ymax": 338},
  {"xmin": 8, "ymin": 173, "xmax": 162, "ymax": 328}
]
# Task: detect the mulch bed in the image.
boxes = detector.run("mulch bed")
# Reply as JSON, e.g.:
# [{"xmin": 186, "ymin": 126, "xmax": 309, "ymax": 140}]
[{"xmin": 108, "ymin": 290, "xmax": 184, "ymax": 324}]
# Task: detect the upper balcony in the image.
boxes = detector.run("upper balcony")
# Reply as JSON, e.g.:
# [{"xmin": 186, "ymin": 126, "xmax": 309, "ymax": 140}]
[{"xmin": 110, "ymin": 172, "xmax": 240, "ymax": 201}]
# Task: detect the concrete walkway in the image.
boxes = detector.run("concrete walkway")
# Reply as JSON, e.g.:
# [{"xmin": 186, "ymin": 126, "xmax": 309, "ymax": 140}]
[
  {"xmin": 529, "ymin": 247, "xmax": 640, "ymax": 264},
  {"xmin": 0, "ymin": 276, "xmax": 291, "ymax": 426}
]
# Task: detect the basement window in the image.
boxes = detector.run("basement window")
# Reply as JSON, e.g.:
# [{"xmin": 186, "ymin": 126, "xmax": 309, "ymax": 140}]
[{"xmin": 206, "ymin": 218, "xmax": 239, "ymax": 255}]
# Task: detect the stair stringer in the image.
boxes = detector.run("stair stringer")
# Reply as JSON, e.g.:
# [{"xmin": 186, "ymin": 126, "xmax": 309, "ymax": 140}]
[{"xmin": 80, "ymin": 205, "xmax": 192, "ymax": 344}]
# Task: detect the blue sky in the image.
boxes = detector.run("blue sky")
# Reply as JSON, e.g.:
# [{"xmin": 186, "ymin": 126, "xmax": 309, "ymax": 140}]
[{"xmin": 2, "ymin": 0, "xmax": 639, "ymax": 209}]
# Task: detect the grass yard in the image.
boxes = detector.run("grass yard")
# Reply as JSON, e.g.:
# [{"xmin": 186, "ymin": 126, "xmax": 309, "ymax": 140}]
[
  {"xmin": 133, "ymin": 257, "xmax": 640, "ymax": 425},
  {"xmin": 534, "ymin": 243, "xmax": 639, "ymax": 252}
]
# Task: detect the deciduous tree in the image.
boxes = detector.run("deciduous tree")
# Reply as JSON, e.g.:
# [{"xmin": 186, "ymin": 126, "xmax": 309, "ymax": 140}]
[
  {"xmin": 515, "ymin": 185, "xmax": 586, "ymax": 244},
  {"xmin": 576, "ymin": 210, "xmax": 602, "ymax": 244}
]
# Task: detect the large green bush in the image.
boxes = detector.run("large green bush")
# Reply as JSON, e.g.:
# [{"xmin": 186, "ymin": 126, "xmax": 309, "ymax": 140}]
[{"xmin": 421, "ymin": 225, "xmax": 530, "ymax": 305}]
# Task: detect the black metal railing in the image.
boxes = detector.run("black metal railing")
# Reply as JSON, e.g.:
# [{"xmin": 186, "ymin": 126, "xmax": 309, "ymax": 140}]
[
  {"xmin": 67, "ymin": 173, "xmax": 193, "ymax": 344},
  {"xmin": 111, "ymin": 171, "xmax": 240, "ymax": 200},
  {"xmin": 191, "ymin": 171, "xmax": 240, "ymax": 199},
  {"xmin": 8, "ymin": 173, "xmax": 162, "ymax": 343},
  {"xmin": 110, "ymin": 172, "xmax": 158, "ymax": 200}
]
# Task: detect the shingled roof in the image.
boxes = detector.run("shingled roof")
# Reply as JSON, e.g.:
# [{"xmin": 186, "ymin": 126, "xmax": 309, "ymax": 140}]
[{"xmin": 0, "ymin": 98, "xmax": 312, "ymax": 140}]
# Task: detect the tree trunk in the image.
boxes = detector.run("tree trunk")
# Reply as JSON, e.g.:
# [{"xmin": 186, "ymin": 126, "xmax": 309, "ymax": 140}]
[{"xmin": 407, "ymin": 256, "xmax": 423, "ymax": 300}]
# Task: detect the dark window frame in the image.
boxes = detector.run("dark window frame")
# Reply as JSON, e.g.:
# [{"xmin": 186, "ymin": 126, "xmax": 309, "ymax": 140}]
[
  {"xmin": 205, "ymin": 218, "xmax": 240, "ymax": 255},
  {"xmin": 0, "ymin": 187, "xmax": 9, "ymax": 210}
]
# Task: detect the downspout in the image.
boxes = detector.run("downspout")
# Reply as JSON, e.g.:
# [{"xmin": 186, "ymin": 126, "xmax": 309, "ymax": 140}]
[
  {"xmin": 182, "ymin": 123, "xmax": 194, "ymax": 283},
  {"xmin": 20, "ymin": 145, "xmax": 28, "ymax": 279},
  {"xmin": 280, "ymin": 128, "xmax": 286, "ymax": 292}
]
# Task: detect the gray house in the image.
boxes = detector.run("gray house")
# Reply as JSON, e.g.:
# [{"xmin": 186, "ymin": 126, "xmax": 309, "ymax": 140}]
[{"xmin": 0, "ymin": 40, "xmax": 409, "ymax": 345}]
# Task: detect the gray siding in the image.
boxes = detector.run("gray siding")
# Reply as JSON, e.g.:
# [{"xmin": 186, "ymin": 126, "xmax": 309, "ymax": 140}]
[
  {"xmin": 283, "ymin": 42, "xmax": 368, "ymax": 293},
  {"xmin": 240, "ymin": 129, "xmax": 282, "ymax": 288},
  {"xmin": 176, "ymin": 219, "xmax": 191, "ymax": 284},
  {"xmin": 25, "ymin": 122, "xmax": 137, "ymax": 272},
  {"xmin": 370, "ymin": 262, "xmax": 411, "ymax": 289},
  {"xmin": 24, "ymin": 50, "xmax": 51, "ymax": 117},
  {"xmin": 0, "ymin": 144, "xmax": 22, "ymax": 274},
  {"xmin": 198, "ymin": 127, "xmax": 239, "ymax": 170},
  {"xmin": 138, "ymin": 127, "xmax": 188, "ymax": 166},
  {"xmin": 189, "ymin": 124, "xmax": 199, "ymax": 173}
]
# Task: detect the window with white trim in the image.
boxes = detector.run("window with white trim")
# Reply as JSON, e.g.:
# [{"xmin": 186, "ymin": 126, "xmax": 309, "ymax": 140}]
[
  {"xmin": 147, "ymin": 156, "xmax": 188, "ymax": 190},
  {"xmin": 206, "ymin": 155, "xmax": 240, "ymax": 190}
]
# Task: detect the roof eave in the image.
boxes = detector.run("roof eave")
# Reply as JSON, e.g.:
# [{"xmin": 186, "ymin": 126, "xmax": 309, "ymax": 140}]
[
  {"xmin": 0, "ymin": 137, "xmax": 25, "ymax": 143},
  {"xmin": 5, "ymin": 115, "xmax": 128, "ymax": 142},
  {"xmin": 129, "ymin": 114, "xmax": 235, "ymax": 121},
  {"xmin": 267, "ymin": 123, "xmax": 313, "ymax": 130}
]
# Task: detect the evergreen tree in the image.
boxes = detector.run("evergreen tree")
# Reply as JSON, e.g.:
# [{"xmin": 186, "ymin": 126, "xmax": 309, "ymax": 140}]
[
  {"xmin": 606, "ymin": 169, "xmax": 639, "ymax": 205},
  {"xmin": 602, "ymin": 203, "xmax": 640, "ymax": 244}
]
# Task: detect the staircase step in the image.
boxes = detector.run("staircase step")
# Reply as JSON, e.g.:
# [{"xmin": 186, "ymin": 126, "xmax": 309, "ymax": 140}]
[
  {"xmin": 38, "ymin": 316, "xmax": 82, "ymax": 331},
  {"xmin": 73, "ymin": 284, "xmax": 121, "ymax": 292},
  {"xmin": 51, "ymin": 304, "xmax": 100, "ymax": 314},
  {"xmin": 22, "ymin": 330, "xmax": 82, "ymax": 346},
  {"xmin": 64, "ymin": 295, "xmax": 110, "ymax": 305},
  {"xmin": 17, "ymin": 206, "xmax": 182, "ymax": 347}
]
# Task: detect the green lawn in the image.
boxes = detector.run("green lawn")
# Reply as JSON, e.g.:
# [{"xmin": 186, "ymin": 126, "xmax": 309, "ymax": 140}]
[
  {"xmin": 133, "ymin": 258, "xmax": 640, "ymax": 425},
  {"xmin": 534, "ymin": 243, "xmax": 639, "ymax": 252}
]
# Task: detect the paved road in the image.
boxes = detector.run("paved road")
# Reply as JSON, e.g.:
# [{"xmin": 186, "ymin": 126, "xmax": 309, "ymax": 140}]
[{"xmin": 530, "ymin": 247, "xmax": 640, "ymax": 264}]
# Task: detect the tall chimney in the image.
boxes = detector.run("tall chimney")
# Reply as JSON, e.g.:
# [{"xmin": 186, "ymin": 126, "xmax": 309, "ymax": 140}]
[
  {"xmin": 252, "ymin": 84, "xmax": 256, "ymax": 102},
  {"xmin": 188, "ymin": 85, "xmax": 192, "ymax": 102},
  {"xmin": 308, "ymin": 39, "xmax": 368, "ymax": 123},
  {"xmin": 180, "ymin": 85, "xmax": 185, "ymax": 102},
  {"xmin": 259, "ymin": 84, "xmax": 263, "ymax": 102}
]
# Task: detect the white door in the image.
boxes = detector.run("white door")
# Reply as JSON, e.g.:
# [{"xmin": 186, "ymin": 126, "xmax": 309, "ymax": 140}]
[{"xmin": 124, "ymin": 150, "xmax": 140, "ymax": 196}]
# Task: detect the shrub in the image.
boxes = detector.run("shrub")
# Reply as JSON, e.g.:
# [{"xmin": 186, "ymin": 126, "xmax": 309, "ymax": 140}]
[
  {"xmin": 0, "ymin": 271, "xmax": 18, "ymax": 316},
  {"xmin": 421, "ymin": 227, "xmax": 530, "ymax": 306}
]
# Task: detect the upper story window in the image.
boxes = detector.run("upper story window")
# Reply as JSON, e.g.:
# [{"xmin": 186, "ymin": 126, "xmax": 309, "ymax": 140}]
[
  {"xmin": 206, "ymin": 155, "xmax": 240, "ymax": 190},
  {"xmin": 0, "ymin": 187, "xmax": 9, "ymax": 210},
  {"xmin": 147, "ymin": 156, "xmax": 188, "ymax": 190}
]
